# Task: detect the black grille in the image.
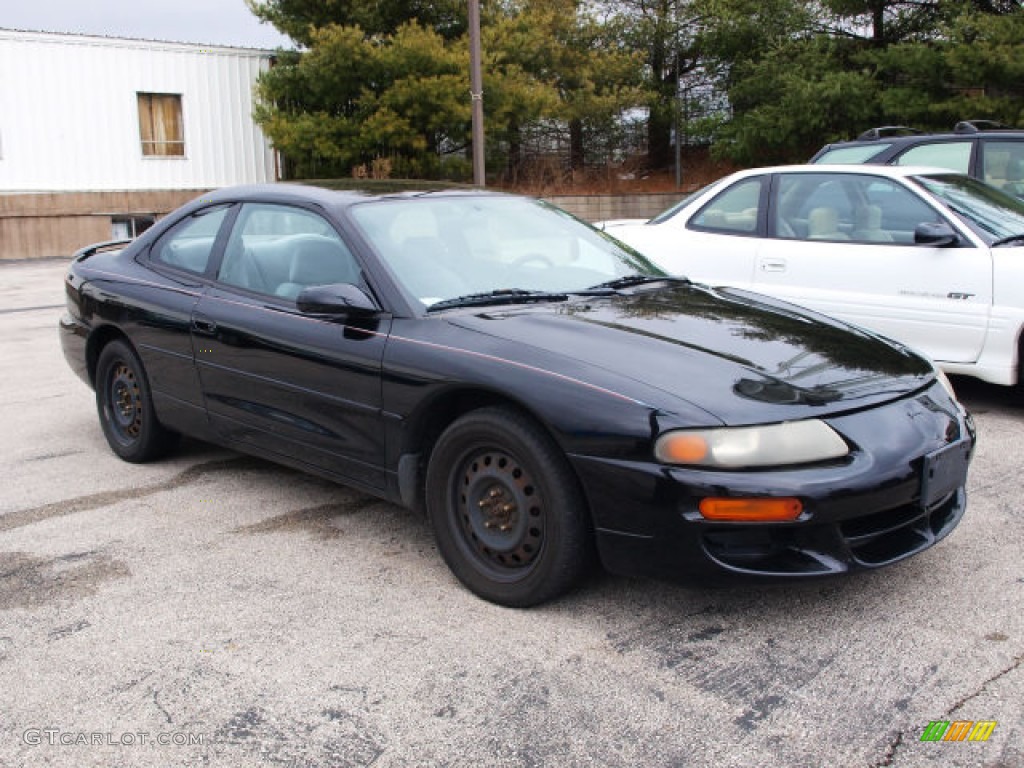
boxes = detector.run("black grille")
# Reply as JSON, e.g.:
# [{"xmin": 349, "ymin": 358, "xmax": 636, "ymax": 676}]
[
  {"xmin": 701, "ymin": 490, "xmax": 965, "ymax": 576},
  {"xmin": 841, "ymin": 491, "xmax": 964, "ymax": 567}
]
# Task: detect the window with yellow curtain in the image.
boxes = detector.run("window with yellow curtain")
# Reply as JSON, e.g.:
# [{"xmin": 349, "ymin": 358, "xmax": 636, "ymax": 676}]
[{"xmin": 137, "ymin": 93, "xmax": 184, "ymax": 157}]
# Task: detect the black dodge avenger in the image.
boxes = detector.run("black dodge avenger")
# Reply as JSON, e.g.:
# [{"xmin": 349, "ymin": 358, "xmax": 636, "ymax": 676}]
[{"xmin": 59, "ymin": 185, "xmax": 975, "ymax": 606}]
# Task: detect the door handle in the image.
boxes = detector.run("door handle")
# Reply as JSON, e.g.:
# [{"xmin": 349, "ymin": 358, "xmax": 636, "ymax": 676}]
[
  {"xmin": 192, "ymin": 316, "xmax": 218, "ymax": 335},
  {"xmin": 760, "ymin": 258, "xmax": 787, "ymax": 273}
]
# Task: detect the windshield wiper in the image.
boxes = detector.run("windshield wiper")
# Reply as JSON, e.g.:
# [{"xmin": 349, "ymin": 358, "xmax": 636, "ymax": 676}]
[
  {"xmin": 427, "ymin": 288, "xmax": 569, "ymax": 312},
  {"xmin": 992, "ymin": 233, "xmax": 1024, "ymax": 247},
  {"xmin": 586, "ymin": 275, "xmax": 691, "ymax": 291}
]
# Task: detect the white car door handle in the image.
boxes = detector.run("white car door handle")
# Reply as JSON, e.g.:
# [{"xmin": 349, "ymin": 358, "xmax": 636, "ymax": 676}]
[{"xmin": 760, "ymin": 258, "xmax": 787, "ymax": 272}]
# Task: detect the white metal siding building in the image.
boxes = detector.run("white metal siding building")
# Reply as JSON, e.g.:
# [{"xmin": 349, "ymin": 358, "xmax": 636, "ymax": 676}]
[
  {"xmin": 0, "ymin": 29, "xmax": 280, "ymax": 258},
  {"xmin": 0, "ymin": 28, "xmax": 277, "ymax": 192}
]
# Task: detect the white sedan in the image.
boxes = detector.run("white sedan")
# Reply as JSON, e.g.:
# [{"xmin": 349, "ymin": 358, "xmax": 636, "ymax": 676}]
[{"xmin": 601, "ymin": 164, "xmax": 1024, "ymax": 387}]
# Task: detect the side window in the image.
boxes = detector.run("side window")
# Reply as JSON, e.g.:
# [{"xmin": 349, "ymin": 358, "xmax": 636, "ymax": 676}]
[
  {"xmin": 863, "ymin": 180, "xmax": 943, "ymax": 243},
  {"xmin": 689, "ymin": 177, "xmax": 764, "ymax": 234},
  {"xmin": 981, "ymin": 141, "xmax": 1024, "ymax": 198},
  {"xmin": 775, "ymin": 175, "xmax": 856, "ymax": 242},
  {"xmin": 151, "ymin": 206, "xmax": 230, "ymax": 273},
  {"xmin": 218, "ymin": 203, "xmax": 360, "ymax": 300},
  {"xmin": 895, "ymin": 141, "xmax": 971, "ymax": 174},
  {"xmin": 776, "ymin": 173, "xmax": 942, "ymax": 245}
]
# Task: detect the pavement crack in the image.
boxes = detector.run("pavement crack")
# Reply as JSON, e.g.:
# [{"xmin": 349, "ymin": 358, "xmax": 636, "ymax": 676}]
[
  {"xmin": 870, "ymin": 729, "xmax": 904, "ymax": 768},
  {"xmin": 0, "ymin": 303, "xmax": 64, "ymax": 315},
  {"xmin": 0, "ymin": 456, "xmax": 263, "ymax": 533},
  {"xmin": 48, "ymin": 619, "xmax": 91, "ymax": 641},
  {"xmin": 945, "ymin": 649, "xmax": 1024, "ymax": 717},
  {"xmin": 872, "ymin": 651, "xmax": 1023, "ymax": 767},
  {"xmin": 152, "ymin": 689, "xmax": 174, "ymax": 725}
]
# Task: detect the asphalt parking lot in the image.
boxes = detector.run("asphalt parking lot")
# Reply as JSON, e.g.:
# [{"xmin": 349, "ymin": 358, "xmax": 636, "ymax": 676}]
[{"xmin": 1, "ymin": 258, "xmax": 1022, "ymax": 768}]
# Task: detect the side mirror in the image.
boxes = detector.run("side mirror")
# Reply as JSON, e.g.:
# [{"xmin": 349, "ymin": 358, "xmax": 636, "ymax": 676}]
[
  {"xmin": 296, "ymin": 283, "xmax": 379, "ymax": 317},
  {"xmin": 914, "ymin": 222, "xmax": 960, "ymax": 247}
]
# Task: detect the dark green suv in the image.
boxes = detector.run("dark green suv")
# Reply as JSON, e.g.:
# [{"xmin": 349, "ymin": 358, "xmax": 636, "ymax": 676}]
[{"xmin": 810, "ymin": 121, "xmax": 1024, "ymax": 198}]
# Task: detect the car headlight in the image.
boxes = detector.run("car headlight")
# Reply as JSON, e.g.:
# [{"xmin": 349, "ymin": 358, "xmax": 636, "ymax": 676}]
[{"xmin": 654, "ymin": 419, "xmax": 849, "ymax": 469}]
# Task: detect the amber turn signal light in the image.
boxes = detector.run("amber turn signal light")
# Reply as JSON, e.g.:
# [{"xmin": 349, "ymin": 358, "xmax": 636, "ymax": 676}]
[
  {"xmin": 656, "ymin": 433, "xmax": 708, "ymax": 464},
  {"xmin": 698, "ymin": 497, "xmax": 803, "ymax": 521}
]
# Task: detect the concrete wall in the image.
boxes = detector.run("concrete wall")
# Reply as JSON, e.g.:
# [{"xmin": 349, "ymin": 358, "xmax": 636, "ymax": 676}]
[
  {"xmin": 0, "ymin": 189, "xmax": 207, "ymax": 259},
  {"xmin": 544, "ymin": 192, "xmax": 687, "ymax": 223},
  {"xmin": 0, "ymin": 190, "xmax": 691, "ymax": 260}
]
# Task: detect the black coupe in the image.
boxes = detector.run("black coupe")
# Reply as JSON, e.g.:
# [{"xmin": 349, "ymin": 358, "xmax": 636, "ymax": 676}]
[{"xmin": 60, "ymin": 185, "xmax": 975, "ymax": 606}]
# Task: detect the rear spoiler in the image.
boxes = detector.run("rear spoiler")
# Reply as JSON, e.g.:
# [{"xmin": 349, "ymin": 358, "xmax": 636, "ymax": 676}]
[{"xmin": 72, "ymin": 239, "xmax": 134, "ymax": 262}]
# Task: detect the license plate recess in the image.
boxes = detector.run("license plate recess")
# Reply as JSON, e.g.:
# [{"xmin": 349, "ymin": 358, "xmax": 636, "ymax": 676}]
[{"xmin": 920, "ymin": 440, "xmax": 971, "ymax": 508}]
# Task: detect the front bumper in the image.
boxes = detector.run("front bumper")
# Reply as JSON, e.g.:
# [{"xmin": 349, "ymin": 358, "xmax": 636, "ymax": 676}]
[{"xmin": 570, "ymin": 384, "xmax": 975, "ymax": 582}]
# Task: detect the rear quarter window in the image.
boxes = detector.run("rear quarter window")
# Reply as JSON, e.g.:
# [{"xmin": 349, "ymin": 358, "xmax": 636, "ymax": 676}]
[{"xmin": 151, "ymin": 205, "xmax": 231, "ymax": 274}]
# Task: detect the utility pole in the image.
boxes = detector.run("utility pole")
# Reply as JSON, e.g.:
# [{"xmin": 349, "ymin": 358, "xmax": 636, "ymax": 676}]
[
  {"xmin": 673, "ymin": 1, "xmax": 682, "ymax": 189},
  {"xmin": 468, "ymin": 0, "xmax": 485, "ymax": 186}
]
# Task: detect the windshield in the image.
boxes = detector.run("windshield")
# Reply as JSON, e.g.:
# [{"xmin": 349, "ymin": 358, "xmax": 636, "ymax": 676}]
[
  {"xmin": 812, "ymin": 144, "xmax": 892, "ymax": 164},
  {"xmin": 647, "ymin": 180, "xmax": 723, "ymax": 225},
  {"xmin": 349, "ymin": 195, "xmax": 663, "ymax": 309},
  {"xmin": 913, "ymin": 173, "xmax": 1024, "ymax": 242}
]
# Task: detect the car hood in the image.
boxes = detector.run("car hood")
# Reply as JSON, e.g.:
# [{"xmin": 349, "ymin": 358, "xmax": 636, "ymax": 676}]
[
  {"xmin": 597, "ymin": 218, "xmax": 649, "ymax": 229},
  {"xmin": 446, "ymin": 283, "xmax": 934, "ymax": 425},
  {"xmin": 602, "ymin": 222, "xmax": 669, "ymax": 250}
]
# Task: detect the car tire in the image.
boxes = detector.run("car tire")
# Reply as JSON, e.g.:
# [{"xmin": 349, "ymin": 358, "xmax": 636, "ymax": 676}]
[
  {"xmin": 425, "ymin": 406, "xmax": 592, "ymax": 607},
  {"xmin": 95, "ymin": 339, "xmax": 177, "ymax": 463}
]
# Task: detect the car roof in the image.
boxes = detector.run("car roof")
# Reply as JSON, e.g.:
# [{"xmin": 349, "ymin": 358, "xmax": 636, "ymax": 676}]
[
  {"xmin": 832, "ymin": 121, "xmax": 1022, "ymax": 143},
  {"xmin": 196, "ymin": 183, "xmax": 510, "ymax": 212},
  {"xmin": 810, "ymin": 123, "xmax": 1024, "ymax": 162},
  {"xmin": 723, "ymin": 164, "xmax": 963, "ymax": 181}
]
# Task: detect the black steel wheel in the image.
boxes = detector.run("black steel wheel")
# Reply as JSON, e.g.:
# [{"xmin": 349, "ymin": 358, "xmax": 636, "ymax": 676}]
[
  {"xmin": 426, "ymin": 407, "xmax": 592, "ymax": 607},
  {"xmin": 95, "ymin": 339, "xmax": 177, "ymax": 463}
]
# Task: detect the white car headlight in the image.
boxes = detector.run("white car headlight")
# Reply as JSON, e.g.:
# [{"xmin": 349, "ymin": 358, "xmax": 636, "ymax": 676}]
[{"xmin": 654, "ymin": 419, "xmax": 849, "ymax": 469}]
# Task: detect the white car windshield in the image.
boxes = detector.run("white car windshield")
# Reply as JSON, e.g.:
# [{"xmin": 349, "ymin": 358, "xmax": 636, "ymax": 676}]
[
  {"xmin": 349, "ymin": 195, "xmax": 663, "ymax": 309},
  {"xmin": 914, "ymin": 173, "xmax": 1024, "ymax": 243},
  {"xmin": 648, "ymin": 180, "xmax": 724, "ymax": 225}
]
